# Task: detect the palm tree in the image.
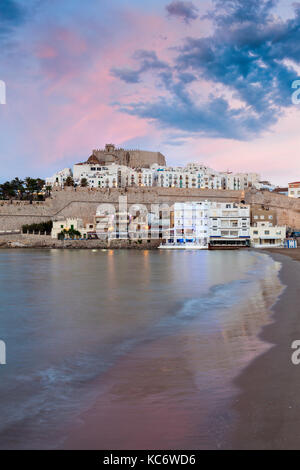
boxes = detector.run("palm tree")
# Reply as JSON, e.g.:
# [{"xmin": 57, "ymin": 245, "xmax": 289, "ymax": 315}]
[{"xmin": 11, "ymin": 178, "xmax": 25, "ymax": 199}]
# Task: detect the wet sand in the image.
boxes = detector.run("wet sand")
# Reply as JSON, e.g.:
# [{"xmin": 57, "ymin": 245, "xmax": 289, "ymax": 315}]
[{"xmin": 232, "ymin": 248, "xmax": 300, "ymax": 449}]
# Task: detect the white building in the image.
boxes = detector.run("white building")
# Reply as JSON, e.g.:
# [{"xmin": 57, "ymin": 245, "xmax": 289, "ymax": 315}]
[
  {"xmin": 48, "ymin": 159, "xmax": 261, "ymax": 191},
  {"xmin": 51, "ymin": 218, "xmax": 95, "ymax": 239},
  {"xmin": 250, "ymin": 224, "xmax": 286, "ymax": 248},
  {"xmin": 152, "ymin": 164, "xmax": 260, "ymax": 190},
  {"xmin": 73, "ymin": 163, "xmax": 135, "ymax": 188},
  {"xmin": 171, "ymin": 202, "xmax": 209, "ymax": 246},
  {"xmin": 288, "ymin": 182, "xmax": 300, "ymax": 198},
  {"xmin": 208, "ymin": 202, "xmax": 251, "ymax": 248},
  {"xmin": 46, "ymin": 168, "xmax": 72, "ymax": 187}
]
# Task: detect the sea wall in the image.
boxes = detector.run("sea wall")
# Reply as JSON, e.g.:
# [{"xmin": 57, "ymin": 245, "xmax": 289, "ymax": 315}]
[
  {"xmin": 0, "ymin": 186, "xmax": 300, "ymax": 231},
  {"xmin": 0, "ymin": 233, "xmax": 161, "ymax": 250}
]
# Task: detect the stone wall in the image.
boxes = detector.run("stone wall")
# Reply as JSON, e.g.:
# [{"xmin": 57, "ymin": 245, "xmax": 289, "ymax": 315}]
[
  {"xmin": 1, "ymin": 186, "xmax": 300, "ymax": 231},
  {"xmin": 0, "ymin": 233, "xmax": 161, "ymax": 250},
  {"xmin": 245, "ymin": 190, "xmax": 300, "ymax": 228}
]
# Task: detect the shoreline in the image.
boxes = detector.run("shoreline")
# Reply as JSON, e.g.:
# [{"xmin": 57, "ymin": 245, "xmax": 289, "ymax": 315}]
[
  {"xmin": 0, "ymin": 234, "xmax": 161, "ymax": 250},
  {"xmin": 231, "ymin": 248, "xmax": 300, "ymax": 449}
]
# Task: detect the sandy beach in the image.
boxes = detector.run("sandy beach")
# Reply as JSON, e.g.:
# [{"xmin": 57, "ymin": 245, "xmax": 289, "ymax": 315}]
[{"xmin": 232, "ymin": 248, "xmax": 300, "ymax": 449}]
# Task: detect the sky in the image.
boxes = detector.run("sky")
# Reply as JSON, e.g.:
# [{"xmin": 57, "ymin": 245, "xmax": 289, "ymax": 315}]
[{"xmin": 0, "ymin": 0, "xmax": 300, "ymax": 185}]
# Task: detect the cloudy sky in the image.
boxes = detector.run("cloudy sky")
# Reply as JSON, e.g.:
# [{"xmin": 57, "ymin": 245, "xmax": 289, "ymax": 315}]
[{"xmin": 0, "ymin": 0, "xmax": 300, "ymax": 184}]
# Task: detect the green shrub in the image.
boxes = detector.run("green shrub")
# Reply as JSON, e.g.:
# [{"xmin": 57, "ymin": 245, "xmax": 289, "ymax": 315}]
[{"xmin": 22, "ymin": 220, "xmax": 53, "ymax": 234}]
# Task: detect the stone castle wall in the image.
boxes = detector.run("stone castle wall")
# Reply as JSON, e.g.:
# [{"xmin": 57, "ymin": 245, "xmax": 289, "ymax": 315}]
[
  {"xmin": 0, "ymin": 187, "xmax": 300, "ymax": 231},
  {"xmin": 92, "ymin": 147, "xmax": 166, "ymax": 168}
]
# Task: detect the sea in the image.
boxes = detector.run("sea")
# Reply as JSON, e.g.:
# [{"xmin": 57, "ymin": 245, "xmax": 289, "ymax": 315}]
[{"xmin": 0, "ymin": 249, "xmax": 283, "ymax": 449}]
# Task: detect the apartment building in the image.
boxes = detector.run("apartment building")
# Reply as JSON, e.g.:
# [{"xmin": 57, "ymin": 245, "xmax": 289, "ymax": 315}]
[
  {"xmin": 208, "ymin": 202, "xmax": 251, "ymax": 248},
  {"xmin": 170, "ymin": 202, "xmax": 210, "ymax": 246}
]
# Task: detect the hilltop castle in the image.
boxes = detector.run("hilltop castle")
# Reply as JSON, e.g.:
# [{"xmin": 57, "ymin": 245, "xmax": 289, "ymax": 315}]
[{"xmin": 86, "ymin": 144, "xmax": 166, "ymax": 169}]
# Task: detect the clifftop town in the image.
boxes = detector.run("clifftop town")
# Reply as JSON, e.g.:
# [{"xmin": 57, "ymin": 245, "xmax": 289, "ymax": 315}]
[{"xmin": 46, "ymin": 143, "xmax": 263, "ymax": 192}]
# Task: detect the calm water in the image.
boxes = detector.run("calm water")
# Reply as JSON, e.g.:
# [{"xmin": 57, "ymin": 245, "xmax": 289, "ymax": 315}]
[{"xmin": 0, "ymin": 249, "xmax": 282, "ymax": 449}]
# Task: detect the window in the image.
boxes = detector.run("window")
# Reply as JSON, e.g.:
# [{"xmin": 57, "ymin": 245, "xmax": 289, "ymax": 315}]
[{"xmin": 265, "ymin": 230, "xmax": 270, "ymax": 235}]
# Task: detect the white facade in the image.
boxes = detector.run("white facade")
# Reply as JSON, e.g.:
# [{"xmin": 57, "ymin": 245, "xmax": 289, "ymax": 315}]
[
  {"xmin": 208, "ymin": 202, "xmax": 250, "ymax": 240},
  {"xmin": 152, "ymin": 164, "xmax": 260, "ymax": 190},
  {"xmin": 250, "ymin": 224, "xmax": 286, "ymax": 248},
  {"xmin": 48, "ymin": 161, "xmax": 261, "ymax": 191},
  {"xmin": 46, "ymin": 168, "xmax": 72, "ymax": 187},
  {"xmin": 172, "ymin": 202, "xmax": 209, "ymax": 246},
  {"xmin": 73, "ymin": 163, "xmax": 135, "ymax": 188}
]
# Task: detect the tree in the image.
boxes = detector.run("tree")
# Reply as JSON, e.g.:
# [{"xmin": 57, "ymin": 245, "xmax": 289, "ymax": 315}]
[
  {"xmin": 11, "ymin": 178, "xmax": 24, "ymax": 199},
  {"xmin": 80, "ymin": 178, "xmax": 88, "ymax": 187},
  {"xmin": 24, "ymin": 177, "xmax": 45, "ymax": 196},
  {"xmin": 60, "ymin": 228, "xmax": 81, "ymax": 239},
  {"xmin": 65, "ymin": 176, "xmax": 74, "ymax": 187},
  {"xmin": 45, "ymin": 185, "xmax": 52, "ymax": 197},
  {"xmin": 0, "ymin": 181, "xmax": 15, "ymax": 199},
  {"xmin": 0, "ymin": 177, "xmax": 46, "ymax": 200}
]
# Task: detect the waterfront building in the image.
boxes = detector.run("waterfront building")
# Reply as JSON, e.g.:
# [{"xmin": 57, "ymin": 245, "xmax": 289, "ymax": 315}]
[
  {"xmin": 250, "ymin": 224, "xmax": 286, "ymax": 248},
  {"xmin": 250, "ymin": 207, "xmax": 277, "ymax": 226},
  {"xmin": 51, "ymin": 218, "xmax": 95, "ymax": 239},
  {"xmin": 208, "ymin": 202, "xmax": 251, "ymax": 248},
  {"xmin": 170, "ymin": 202, "xmax": 210, "ymax": 246},
  {"xmin": 95, "ymin": 209, "xmax": 130, "ymax": 239},
  {"xmin": 288, "ymin": 182, "xmax": 300, "ymax": 198},
  {"xmin": 128, "ymin": 205, "xmax": 149, "ymax": 239}
]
